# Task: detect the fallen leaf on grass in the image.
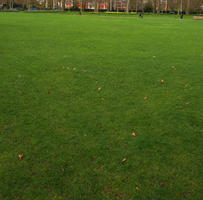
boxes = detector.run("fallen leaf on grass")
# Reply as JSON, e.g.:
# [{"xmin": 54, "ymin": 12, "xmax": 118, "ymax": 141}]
[
  {"xmin": 73, "ymin": 68, "xmax": 76, "ymax": 71},
  {"xmin": 98, "ymin": 88, "xmax": 102, "ymax": 91},
  {"xmin": 18, "ymin": 154, "xmax": 23, "ymax": 159},
  {"xmin": 153, "ymin": 56, "xmax": 156, "ymax": 58},
  {"xmin": 180, "ymin": 72, "xmax": 184, "ymax": 74},
  {"xmin": 136, "ymin": 187, "xmax": 139, "ymax": 191},
  {"xmin": 172, "ymin": 66, "xmax": 176, "ymax": 71},
  {"xmin": 132, "ymin": 132, "xmax": 136, "ymax": 137},
  {"xmin": 144, "ymin": 97, "xmax": 148, "ymax": 100},
  {"xmin": 161, "ymin": 80, "xmax": 164, "ymax": 83},
  {"xmin": 8, "ymin": 121, "xmax": 14, "ymax": 127},
  {"xmin": 122, "ymin": 158, "xmax": 127, "ymax": 163},
  {"xmin": 160, "ymin": 182, "xmax": 165, "ymax": 186},
  {"xmin": 48, "ymin": 91, "xmax": 51, "ymax": 94}
]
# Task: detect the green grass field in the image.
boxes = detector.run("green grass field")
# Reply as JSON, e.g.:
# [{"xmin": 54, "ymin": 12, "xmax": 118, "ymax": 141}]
[{"xmin": 0, "ymin": 12, "xmax": 203, "ymax": 200}]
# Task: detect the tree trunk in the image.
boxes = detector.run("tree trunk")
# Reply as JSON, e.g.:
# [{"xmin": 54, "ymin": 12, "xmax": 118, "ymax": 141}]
[
  {"xmin": 157, "ymin": 0, "xmax": 160, "ymax": 14},
  {"xmin": 61, "ymin": 0, "xmax": 65, "ymax": 11},
  {"xmin": 165, "ymin": 0, "xmax": 168, "ymax": 12},
  {"xmin": 126, "ymin": 0, "xmax": 130, "ymax": 13},
  {"xmin": 22, "ymin": 0, "xmax": 25, "ymax": 9},
  {"xmin": 53, "ymin": 0, "xmax": 55, "ymax": 9},
  {"xmin": 180, "ymin": 0, "xmax": 183, "ymax": 13},
  {"xmin": 80, "ymin": 0, "xmax": 82, "ymax": 12},
  {"xmin": 141, "ymin": 0, "xmax": 144, "ymax": 13},
  {"xmin": 186, "ymin": 0, "xmax": 190, "ymax": 15},
  {"xmin": 26, "ymin": 0, "xmax": 30, "ymax": 10},
  {"xmin": 109, "ymin": 0, "xmax": 112, "ymax": 11},
  {"xmin": 153, "ymin": 0, "xmax": 156, "ymax": 13},
  {"xmin": 94, "ymin": 0, "xmax": 98, "ymax": 12}
]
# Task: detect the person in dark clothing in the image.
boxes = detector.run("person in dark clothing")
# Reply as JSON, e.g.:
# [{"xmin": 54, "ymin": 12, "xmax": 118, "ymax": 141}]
[{"xmin": 139, "ymin": 12, "xmax": 143, "ymax": 18}]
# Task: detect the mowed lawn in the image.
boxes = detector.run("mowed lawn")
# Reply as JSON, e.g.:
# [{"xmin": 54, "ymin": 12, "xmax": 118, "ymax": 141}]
[{"xmin": 0, "ymin": 12, "xmax": 203, "ymax": 200}]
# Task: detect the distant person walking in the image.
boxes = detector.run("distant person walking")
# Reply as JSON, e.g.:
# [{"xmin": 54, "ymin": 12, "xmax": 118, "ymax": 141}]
[
  {"xmin": 180, "ymin": 12, "xmax": 184, "ymax": 19},
  {"xmin": 139, "ymin": 12, "xmax": 143, "ymax": 18}
]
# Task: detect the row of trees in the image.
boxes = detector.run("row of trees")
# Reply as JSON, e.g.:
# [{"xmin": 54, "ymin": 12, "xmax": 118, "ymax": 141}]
[
  {"xmin": 1, "ymin": 0, "xmax": 203, "ymax": 14},
  {"xmin": 127, "ymin": 0, "xmax": 201, "ymax": 14}
]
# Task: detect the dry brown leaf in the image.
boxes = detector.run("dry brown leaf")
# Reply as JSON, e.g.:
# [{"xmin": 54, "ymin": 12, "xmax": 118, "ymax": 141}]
[
  {"xmin": 144, "ymin": 97, "xmax": 147, "ymax": 100},
  {"xmin": 98, "ymin": 88, "xmax": 102, "ymax": 91},
  {"xmin": 18, "ymin": 154, "xmax": 23, "ymax": 159},
  {"xmin": 161, "ymin": 80, "xmax": 164, "ymax": 83},
  {"xmin": 136, "ymin": 187, "xmax": 139, "ymax": 191},
  {"xmin": 8, "ymin": 121, "xmax": 14, "ymax": 127},
  {"xmin": 160, "ymin": 182, "xmax": 165, "ymax": 186},
  {"xmin": 122, "ymin": 158, "xmax": 127, "ymax": 163},
  {"xmin": 132, "ymin": 132, "xmax": 136, "ymax": 137}
]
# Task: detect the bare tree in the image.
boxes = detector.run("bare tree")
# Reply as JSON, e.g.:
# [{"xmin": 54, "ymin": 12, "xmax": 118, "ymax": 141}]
[
  {"xmin": 53, "ymin": 0, "xmax": 55, "ymax": 9},
  {"xmin": 186, "ymin": 0, "xmax": 190, "ymax": 15},
  {"xmin": 94, "ymin": 0, "xmax": 98, "ymax": 12},
  {"xmin": 26, "ymin": 0, "xmax": 30, "ymax": 9},
  {"xmin": 1, "ymin": 0, "xmax": 202, "ymax": 13},
  {"xmin": 141, "ymin": 0, "xmax": 144, "ymax": 12},
  {"xmin": 109, "ymin": 0, "xmax": 112, "ymax": 11},
  {"xmin": 126, "ymin": 0, "xmax": 130, "ymax": 12},
  {"xmin": 157, "ymin": 0, "xmax": 160, "ymax": 13},
  {"xmin": 152, "ymin": 0, "xmax": 156, "ymax": 13},
  {"xmin": 61, "ymin": 0, "xmax": 65, "ymax": 11}
]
